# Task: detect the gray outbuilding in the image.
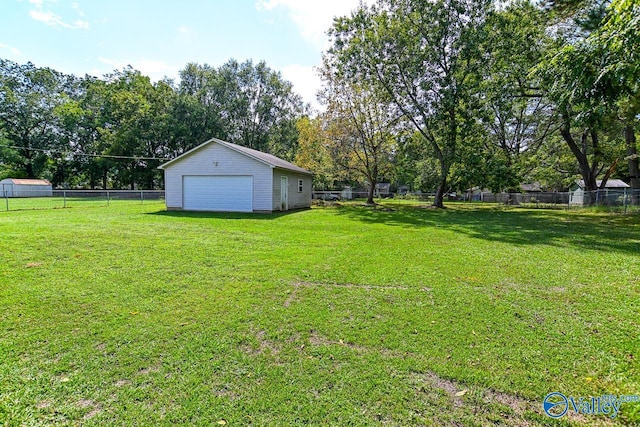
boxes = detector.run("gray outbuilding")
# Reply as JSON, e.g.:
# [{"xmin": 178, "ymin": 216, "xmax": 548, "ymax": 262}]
[
  {"xmin": 0, "ymin": 179, "xmax": 53, "ymax": 197},
  {"xmin": 569, "ymin": 179, "xmax": 630, "ymax": 205},
  {"xmin": 159, "ymin": 138, "xmax": 312, "ymax": 212}
]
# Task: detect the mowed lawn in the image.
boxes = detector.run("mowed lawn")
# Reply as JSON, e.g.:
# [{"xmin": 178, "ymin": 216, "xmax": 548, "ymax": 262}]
[{"xmin": 0, "ymin": 201, "xmax": 638, "ymax": 426}]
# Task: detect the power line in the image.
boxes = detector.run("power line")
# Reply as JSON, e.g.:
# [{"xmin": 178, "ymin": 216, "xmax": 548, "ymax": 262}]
[{"xmin": 4, "ymin": 145, "xmax": 170, "ymax": 161}]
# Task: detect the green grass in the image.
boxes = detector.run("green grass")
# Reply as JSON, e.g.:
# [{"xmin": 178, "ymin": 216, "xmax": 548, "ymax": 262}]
[
  {"xmin": 0, "ymin": 201, "xmax": 638, "ymax": 425},
  {"xmin": 0, "ymin": 195, "xmax": 160, "ymax": 211}
]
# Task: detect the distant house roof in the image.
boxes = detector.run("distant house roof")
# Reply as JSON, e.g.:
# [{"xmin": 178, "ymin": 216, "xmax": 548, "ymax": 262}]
[
  {"xmin": 520, "ymin": 182, "xmax": 543, "ymax": 192},
  {"xmin": 159, "ymin": 137, "xmax": 312, "ymax": 175},
  {"xmin": 0, "ymin": 179, "xmax": 51, "ymax": 186},
  {"xmin": 576, "ymin": 179, "xmax": 629, "ymax": 189}
]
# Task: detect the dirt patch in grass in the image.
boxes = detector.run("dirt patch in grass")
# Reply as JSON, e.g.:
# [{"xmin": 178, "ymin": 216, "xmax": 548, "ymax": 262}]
[
  {"xmin": 308, "ymin": 330, "xmax": 411, "ymax": 359},
  {"xmin": 36, "ymin": 400, "xmax": 52, "ymax": 409},
  {"xmin": 283, "ymin": 287, "xmax": 299, "ymax": 308},
  {"xmin": 25, "ymin": 262, "xmax": 43, "ymax": 268},
  {"xmin": 138, "ymin": 365, "xmax": 161, "ymax": 375},
  {"xmin": 77, "ymin": 399, "xmax": 101, "ymax": 419},
  {"xmin": 409, "ymin": 371, "xmax": 614, "ymax": 426},
  {"xmin": 284, "ymin": 281, "xmax": 413, "ymax": 308},
  {"xmin": 292, "ymin": 281, "xmax": 410, "ymax": 291},
  {"xmin": 309, "ymin": 331, "xmax": 614, "ymax": 425},
  {"xmin": 241, "ymin": 329, "xmax": 281, "ymax": 356}
]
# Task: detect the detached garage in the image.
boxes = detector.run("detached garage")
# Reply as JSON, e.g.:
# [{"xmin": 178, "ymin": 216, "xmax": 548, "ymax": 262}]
[
  {"xmin": 0, "ymin": 179, "xmax": 52, "ymax": 197},
  {"xmin": 159, "ymin": 138, "xmax": 312, "ymax": 212}
]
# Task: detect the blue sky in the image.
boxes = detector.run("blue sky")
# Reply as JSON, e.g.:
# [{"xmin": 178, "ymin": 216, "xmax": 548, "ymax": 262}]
[{"xmin": 0, "ymin": 0, "xmax": 368, "ymax": 110}]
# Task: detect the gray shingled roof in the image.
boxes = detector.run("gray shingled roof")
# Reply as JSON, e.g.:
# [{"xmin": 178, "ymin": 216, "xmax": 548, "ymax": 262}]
[
  {"xmin": 159, "ymin": 138, "xmax": 312, "ymax": 175},
  {"xmin": 216, "ymin": 139, "xmax": 311, "ymax": 174},
  {"xmin": 576, "ymin": 179, "xmax": 629, "ymax": 189}
]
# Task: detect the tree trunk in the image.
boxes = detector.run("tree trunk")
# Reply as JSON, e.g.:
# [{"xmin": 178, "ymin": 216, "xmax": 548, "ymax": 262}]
[
  {"xmin": 366, "ymin": 163, "xmax": 378, "ymax": 205},
  {"xmin": 366, "ymin": 183, "xmax": 375, "ymax": 205},
  {"xmin": 560, "ymin": 122, "xmax": 598, "ymax": 205},
  {"xmin": 25, "ymin": 161, "xmax": 35, "ymax": 179},
  {"xmin": 130, "ymin": 161, "xmax": 136, "ymax": 190},
  {"xmin": 626, "ymin": 124, "xmax": 640, "ymax": 190},
  {"xmin": 433, "ymin": 160, "xmax": 448, "ymax": 208}
]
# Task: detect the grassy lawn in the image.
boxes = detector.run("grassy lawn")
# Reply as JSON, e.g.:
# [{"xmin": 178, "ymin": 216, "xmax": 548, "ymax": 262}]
[
  {"xmin": 0, "ymin": 195, "xmax": 161, "ymax": 211},
  {"xmin": 0, "ymin": 201, "xmax": 638, "ymax": 425}
]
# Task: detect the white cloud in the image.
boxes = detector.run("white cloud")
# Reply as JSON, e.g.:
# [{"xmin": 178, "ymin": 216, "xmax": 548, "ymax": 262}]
[
  {"xmin": 28, "ymin": 1, "xmax": 89, "ymax": 30},
  {"xmin": 98, "ymin": 57, "xmax": 180, "ymax": 82},
  {"xmin": 0, "ymin": 43, "xmax": 22, "ymax": 56},
  {"xmin": 256, "ymin": 0, "xmax": 374, "ymax": 49},
  {"xmin": 280, "ymin": 64, "xmax": 322, "ymax": 112},
  {"xmin": 71, "ymin": 2, "xmax": 85, "ymax": 16}
]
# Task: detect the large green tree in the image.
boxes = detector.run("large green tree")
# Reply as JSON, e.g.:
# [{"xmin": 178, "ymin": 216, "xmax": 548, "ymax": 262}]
[
  {"xmin": 328, "ymin": 0, "xmax": 491, "ymax": 207},
  {"xmin": 319, "ymin": 59, "xmax": 398, "ymax": 204},
  {"xmin": 536, "ymin": 0, "xmax": 635, "ymax": 203},
  {"xmin": 0, "ymin": 57, "xmax": 307, "ymax": 189},
  {"xmin": 469, "ymin": 1, "xmax": 555, "ymax": 192},
  {"xmin": 0, "ymin": 59, "xmax": 72, "ymax": 179},
  {"xmin": 596, "ymin": 0, "xmax": 640, "ymax": 190},
  {"xmin": 177, "ymin": 60, "xmax": 306, "ymax": 160},
  {"xmin": 294, "ymin": 117, "xmax": 338, "ymax": 190}
]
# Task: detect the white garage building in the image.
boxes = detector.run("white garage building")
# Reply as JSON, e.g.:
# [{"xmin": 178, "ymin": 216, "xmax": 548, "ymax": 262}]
[
  {"xmin": 159, "ymin": 138, "xmax": 312, "ymax": 212},
  {"xmin": 0, "ymin": 178, "xmax": 53, "ymax": 197}
]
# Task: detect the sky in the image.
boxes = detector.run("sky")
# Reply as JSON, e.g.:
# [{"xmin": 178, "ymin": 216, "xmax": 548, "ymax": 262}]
[{"xmin": 0, "ymin": 0, "xmax": 370, "ymax": 111}]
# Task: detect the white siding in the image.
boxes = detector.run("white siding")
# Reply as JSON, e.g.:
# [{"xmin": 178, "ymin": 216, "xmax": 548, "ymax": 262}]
[
  {"xmin": 163, "ymin": 143, "xmax": 273, "ymax": 211},
  {"xmin": 0, "ymin": 180, "xmax": 53, "ymax": 198},
  {"xmin": 272, "ymin": 169, "xmax": 312, "ymax": 211}
]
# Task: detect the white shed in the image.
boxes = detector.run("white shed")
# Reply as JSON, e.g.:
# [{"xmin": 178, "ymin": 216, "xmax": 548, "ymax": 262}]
[
  {"xmin": 159, "ymin": 138, "xmax": 313, "ymax": 212},
  {"xmin": 0, "ymin": 179, "xmax": 53, "ymax": 197},
  {"xmin": 569, "ymin": 179, "xmax": 629, "ymax": 205}
]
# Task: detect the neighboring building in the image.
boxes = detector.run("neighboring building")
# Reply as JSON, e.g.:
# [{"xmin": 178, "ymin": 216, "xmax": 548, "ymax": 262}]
[
  {"xmin": 0, "ymin": 179, "xmax": 52, "ymax": 197},
  {"xmin": 520, "ymin": 182, "xmax": 543, "ymax": 193},
  {"xmin": 569, "ymin": 179, "xmax": 630, "ymax": 205},
  {"xmin": 374, "ymin": 183, "xmax": 391, "ymax": 197},
  {"xmin": 159, "ymin": 138, "xmax": 312, "ymax": 212},
  {"xmin": 341, "ymin": 186, "xmax": 353, "ymax": 200},
  {"xmin": 397, "ymin": 185, "xmax": 410, "ymax": 196}
]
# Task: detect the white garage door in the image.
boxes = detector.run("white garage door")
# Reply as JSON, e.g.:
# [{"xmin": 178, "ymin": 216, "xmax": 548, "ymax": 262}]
[{"xmin": 183, "ymin": 175, "xmax": 253, "ymax": 212}]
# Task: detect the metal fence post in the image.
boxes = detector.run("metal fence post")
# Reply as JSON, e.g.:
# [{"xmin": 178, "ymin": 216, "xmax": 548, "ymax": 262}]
[
  {"xmin": 63, "ymin": 190, "xmax": 67, "ymax": 208},
  {"xmin": 140, "ymin": 190, "xmax": 143, "ymax": 204},
  {"xmin": 107, "ymin": 190, "xmax": 110, "ymax": 207},
  {"xmin": 4, "ymin": 191, "xmax": 7, "ymax": 211},
  {"xmin": 624, "ymin": 188, "xmax": 627, "ymax": 214}
]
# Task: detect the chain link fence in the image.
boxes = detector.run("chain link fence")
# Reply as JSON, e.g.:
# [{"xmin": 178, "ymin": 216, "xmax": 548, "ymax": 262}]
[
  {"xmin": 1, "ymin": 189, "xmax": 164, "ymax": 211},
  {"xmin": 468, "ymin": 190, "xmax": 640, "ymax": 213},
  {"xmin": 4, "ymin": 187, "xmax": 638, "ymax": 213},
  {"xmin": 313, "ymin": 188, "xmax": 640, "ymax": 213}
]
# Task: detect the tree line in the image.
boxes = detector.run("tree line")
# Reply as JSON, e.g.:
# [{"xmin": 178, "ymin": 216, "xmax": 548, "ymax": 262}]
[
  {"xmin": 0, "ymin": 59, "xmax": 305, "ymax": 189},
  {"xmin": 296, "ymin": 0, "xmax": 639, "ymax": 206},
  {"xmin": 1, "ymin": 0, "xmax": 638, "ymax": 208}
]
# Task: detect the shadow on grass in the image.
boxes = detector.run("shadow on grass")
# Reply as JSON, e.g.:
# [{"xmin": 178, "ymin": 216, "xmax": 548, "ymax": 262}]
[
  {"xmin": 334, "ymin": 203, "xmax": 640, "ymax": 255},
  {"xmin": 147, "ymin": 208, "xmax": 309, "ymax": 221}
]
